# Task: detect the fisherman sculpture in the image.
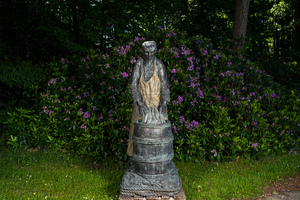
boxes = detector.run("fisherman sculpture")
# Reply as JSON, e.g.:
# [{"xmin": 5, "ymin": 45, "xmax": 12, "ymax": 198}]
[
  {"xmin": 120, "ymin": 41, "xmax": 183, "ymax": 199},
  {"xmin": 127, "ymin": 41, "xmax": 170, "ymax": 156}
]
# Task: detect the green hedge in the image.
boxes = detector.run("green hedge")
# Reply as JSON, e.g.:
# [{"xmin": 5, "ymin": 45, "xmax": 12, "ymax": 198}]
[{"xmin": 3, "ymin": 28, "xmax": 300, "ymax": 162}]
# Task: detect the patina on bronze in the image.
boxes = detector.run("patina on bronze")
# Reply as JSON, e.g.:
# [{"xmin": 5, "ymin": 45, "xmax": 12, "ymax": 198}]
[{"xmin": 120, "ymin": 41, "xmax": 182, "ymax": 197}]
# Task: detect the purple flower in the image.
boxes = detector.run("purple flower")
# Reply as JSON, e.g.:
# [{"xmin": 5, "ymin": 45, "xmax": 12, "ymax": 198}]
[
  {"xmin": 182, "ymin": 49, "xmax": 191, "ymax": 56},
  {"xmin": 85, "ymin": 74, "xmax": 92, "ymax": 79},
  {"xmin": 271, "ymin": 93, "xmax": 276, "ymax": 98},
  {"xmin": 78, "ymin": 108, "xmax": 83, "ymax": 115},
  {"xmin": 83, "ymin": 111, "xmax": 91, "ymax": 119},
  {"xmin": 178, "ymin": 96, "xmax": 184, "ymax": 103},
  {"xmin": 179, "ymin": 116, "xmax": 185, "ymax": 124},
  {"xmin": 189, "ymin": 82, "xmax": 199, "ymax": 89},
  {"xmin": 187, "ymin": 64, "xmax": 194, "ymax": 71},
  {"xmin": 230, "ymin": 89, "xmax": 235, "ymax": 96},
  {"xmin": 116, "ymin": 46, "xmax": 130, "ymax": 55},
  {"xmin": 97, "ymin": 113, "xmax": 104, "ymax": 121},
  {"xmin": 210, "ymin": 149, "xmax": 217, "ymax": 157},
  {"xmin": 213, "ymin": 54, "xmax": 221, "ymax": 60},
  {"xmin": 130, "ymin": 58, "xmax": 136, "ymax": 64},
  {"xmin": 121, "ymin": 72, "xmax": 128, "ymax": 78},
  {"xmin": 172, "ymin": 125, "xmax": 179, "ymax": 133},
  {"xmin": 185, "ymin": 122, "xmax": 193, "ymax": 132},
  {"xmin": 173, "ymin": 100, "xmax": 179, "ymax": 106},
  {"xmin": 171, "ymin": 69, "xmax": 176, "ymax": 73},
  {"xmin": 191, "ymin": 120, "xmax": 199, "ymax": 127},
  {"xmin": 202, "ymin": 50, "xmax": 208, "ymax": 56},
  {"xmin": 251, "ymin": 143, "xmax": 258, "ymax": 147},
  {"xmin": 171, "ymin": 30, "xmax": 177, "ymax": 36},
  {"xmin": 48, "ymin": 78, "xmax": 57, "ymax": 86},
  {"xmin": 158, "ymin": 25, "xmax": 162, "ymax": 30},
  {"xmin": 134, "ymin": 36, "xmax": 139, "ymax": 41},
  {"xmin": 84, "ymin": 91, "xmax": 90, "ymax": 97},
  {"xmin": 80, "ymin": 124, "xmax": 87, "ymax": 129},
  {"xmin": 198, "ymin": 89, "xmax": 204, "ymax": 99},
  {"xmin": 75, "ymin": 95, "xmax": 81, "ymax": 99}
]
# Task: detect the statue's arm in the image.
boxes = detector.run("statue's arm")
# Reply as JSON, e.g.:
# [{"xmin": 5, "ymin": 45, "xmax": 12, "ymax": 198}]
[
  {"xmin": 129, "ymin": 59, "xmax": 143, "ymax": 105},
  {"xmin": 158, "ymin": 59, "xmax": 170, "ymax": 106}
]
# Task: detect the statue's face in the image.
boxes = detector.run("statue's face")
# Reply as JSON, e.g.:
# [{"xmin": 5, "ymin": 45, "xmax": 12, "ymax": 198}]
[{"xmin": 143, "ymin": 51, "xmax": 155, "ymax": 61}]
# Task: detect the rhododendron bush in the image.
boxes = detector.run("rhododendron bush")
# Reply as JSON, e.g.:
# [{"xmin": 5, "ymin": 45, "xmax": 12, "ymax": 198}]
[{"xmin": 4, "ymin": 28, "xmax": 300, "ymax": 162}]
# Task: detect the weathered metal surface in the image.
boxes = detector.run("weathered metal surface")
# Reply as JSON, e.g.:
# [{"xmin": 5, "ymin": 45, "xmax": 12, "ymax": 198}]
[
  {"xmin": 133, "ymin": 120, "xmax": 174, "ymax": 175},
  {"xmin": 120, "ymin": 120, "xmax": 182, "ymax": 196},
  {"xmin": 120, "ymin": 41, "xmax": 182, "ymax": 197}
]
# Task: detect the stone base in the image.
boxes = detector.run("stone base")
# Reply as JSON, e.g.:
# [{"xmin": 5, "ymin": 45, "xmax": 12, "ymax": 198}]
[
  {"xmin": 120, "ymin": 160, "xmax": 182, "ymax": 197},
  {"xmin": 119, "ymin": 187, "xmax": 186, "ymax": 200}
]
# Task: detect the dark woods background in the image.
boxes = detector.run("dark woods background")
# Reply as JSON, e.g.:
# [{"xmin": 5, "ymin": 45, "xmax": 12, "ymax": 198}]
[{"xmin": 0, "ymin": 0, "xmax": 299, "ymax": 118}]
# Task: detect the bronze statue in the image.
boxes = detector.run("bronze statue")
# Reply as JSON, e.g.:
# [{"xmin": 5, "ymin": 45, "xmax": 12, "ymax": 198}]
[
  {"xmin": 127, "ymin": 41, "xmax": 170, "ymax": 156},
  {"xmin": 120, "ymin": 41, "xmax": 183, "ymax": 198}
]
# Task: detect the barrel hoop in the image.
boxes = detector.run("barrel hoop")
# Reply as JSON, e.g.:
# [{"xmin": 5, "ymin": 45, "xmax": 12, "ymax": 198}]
[
  {"xmin": 133, "ymin": 152, "xmax": 174, "ymax": 162},
  {"xmin": 134, "ymin": 120, "xmax": 171, "ymax": 128},
  {"xmin": 132, "ymin": 135, "xmax": 173, "ymax": 144}
]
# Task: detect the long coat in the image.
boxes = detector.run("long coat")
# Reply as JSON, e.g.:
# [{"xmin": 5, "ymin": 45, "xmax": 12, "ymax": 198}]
[{"xmin": 127, "ymin": 56, "xmax": 170, "ymax": 156}]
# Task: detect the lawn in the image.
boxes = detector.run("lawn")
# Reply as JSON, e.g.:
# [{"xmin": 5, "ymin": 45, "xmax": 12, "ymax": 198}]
[{"xmin": 0, "ymin": 146, "xmax": 299, "ymax": 200}]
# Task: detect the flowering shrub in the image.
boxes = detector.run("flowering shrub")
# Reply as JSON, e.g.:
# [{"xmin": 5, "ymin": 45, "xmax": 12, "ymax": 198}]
[{"xmin": 4, "ymin": 28, "xmax": 300, "ymax": 162}]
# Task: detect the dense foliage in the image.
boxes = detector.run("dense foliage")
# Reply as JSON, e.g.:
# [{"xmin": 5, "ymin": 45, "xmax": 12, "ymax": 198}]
[
  {"xmin": 4, "ymin": 28, "xmax": 299, "ymax": 162},
  {"xmin": 1, "ymin": 0, "xmax": 299, "ymax": 62},
  {"xmin": 1, "ymin": 0, "xmax": 299, "ymax": 122}
]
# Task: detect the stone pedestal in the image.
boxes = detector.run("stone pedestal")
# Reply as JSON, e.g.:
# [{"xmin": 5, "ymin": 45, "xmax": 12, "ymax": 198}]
[
  {"xmin": 120, "ymin": 120, "xmax": 182, "ymax": 197},
  {"xmin": 119, "ymin": 187, "xmax": 186, "ymax": 200}
]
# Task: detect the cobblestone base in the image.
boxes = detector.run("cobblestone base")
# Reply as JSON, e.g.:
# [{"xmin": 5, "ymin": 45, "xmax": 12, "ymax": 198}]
[{"xmin": 119, "ymin": 187, "xmax": 186, "ymax": 200}]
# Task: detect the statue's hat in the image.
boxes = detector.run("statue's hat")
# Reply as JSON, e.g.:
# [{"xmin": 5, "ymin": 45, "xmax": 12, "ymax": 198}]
[{"xmin": 142, "ymin": 41, "xmax": 156, "ymax": 52}]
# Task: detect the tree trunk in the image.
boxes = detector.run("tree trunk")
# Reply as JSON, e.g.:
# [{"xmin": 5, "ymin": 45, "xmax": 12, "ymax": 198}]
[
  {"xmin": 293, "ymin": 0, "xmax": 300, "ymax": 63},
  {"xmin": 70, "ymin": 3, "xmax": 79, "ymax": 44},
  {"xmin": 232, "ymin": 0, "xmax": 250, "ymax": 51}
]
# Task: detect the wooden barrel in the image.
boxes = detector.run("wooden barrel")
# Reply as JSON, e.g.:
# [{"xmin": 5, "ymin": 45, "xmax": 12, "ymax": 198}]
[{"xmin": 132, "ymin": 120, "xmax": 174, "ymax": 175}]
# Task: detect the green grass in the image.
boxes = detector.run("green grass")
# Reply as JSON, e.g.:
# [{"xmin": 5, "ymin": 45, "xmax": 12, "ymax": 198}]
[
  {"xmin": 0, "ymin": 147, "xmax": 299, "ymax": 200},
  {"xmin": 178, "ymin": 154, "xmax": 300, "ymax": 199}
]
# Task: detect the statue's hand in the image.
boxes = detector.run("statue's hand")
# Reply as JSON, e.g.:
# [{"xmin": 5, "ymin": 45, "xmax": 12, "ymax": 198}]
[
  {"xmin": 159, "ymin": 104, "xmax": 167, "ymax": 117},
  {"xmin": 137, "ymin": 101, "xmax": 148, "ymax": 116}
]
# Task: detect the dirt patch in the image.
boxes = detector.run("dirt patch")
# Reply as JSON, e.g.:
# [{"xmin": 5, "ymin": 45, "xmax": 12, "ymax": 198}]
[{"xmin": 257, "ymin": 172, "xmax": 300, "ymax": 199}]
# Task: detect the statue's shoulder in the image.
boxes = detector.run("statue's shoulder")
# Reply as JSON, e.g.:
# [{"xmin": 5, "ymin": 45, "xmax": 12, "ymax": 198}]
[
  {"xmin": 155, "ymin": 57, "xmax": 166, "ymax": 67},
  {"xmin": 136, "ymin": 57, "xmax": 143, "ymax": 65},
  {"xmin": 155, "ymin": 57, "xmax": 163, "ymax": 63}
]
